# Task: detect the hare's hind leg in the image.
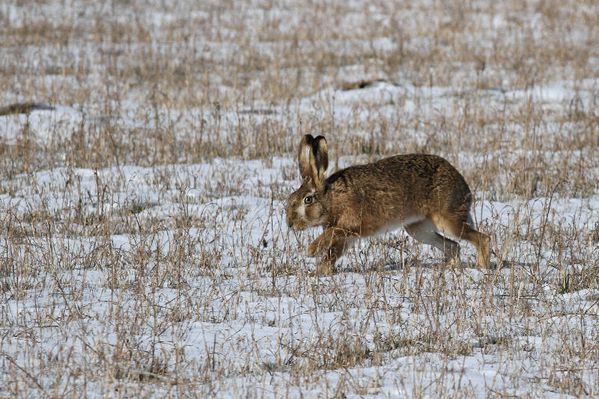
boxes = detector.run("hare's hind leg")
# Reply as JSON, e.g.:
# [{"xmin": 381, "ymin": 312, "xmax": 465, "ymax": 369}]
[
  {"xmin": 461, "ymin": 224, "xmax": 490, "ymax": 268},
  {"xmin": 404, "ymin": 219, "xmax": 460, "ymax": 263},
  {"xmin": 431, "ymin": 213, "xmax": 490, "ymax": 268}
]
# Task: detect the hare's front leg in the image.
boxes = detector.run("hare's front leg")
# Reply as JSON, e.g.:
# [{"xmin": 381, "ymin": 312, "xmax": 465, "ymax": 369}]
[{"xmin": 308, "ymin": 227, "xmax": 353, "ymax": 275}]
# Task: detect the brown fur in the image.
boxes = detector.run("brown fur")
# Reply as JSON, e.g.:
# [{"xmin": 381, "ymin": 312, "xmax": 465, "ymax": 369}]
[{"xmin": 286, "ymin": 134, "xmax": 491, "ymax": 274}]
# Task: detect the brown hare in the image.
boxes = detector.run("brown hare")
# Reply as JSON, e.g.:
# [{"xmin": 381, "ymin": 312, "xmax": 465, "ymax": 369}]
[{"xmin": 286, "ymin": 134, "xmax": 490, "ymax": 275}]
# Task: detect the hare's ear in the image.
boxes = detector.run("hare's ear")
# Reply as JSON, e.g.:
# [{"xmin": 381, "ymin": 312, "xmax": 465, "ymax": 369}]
[
  {"xmin": 313, "ymin": 135, "xmax": 328, "ymax": 184},
  {"xmin": 298, "ymin": 134, "xmax": 316, "ymax": 180},
  {"xmin": 298, "ymin": 134, "xmax": 328, "ymax": 186}
]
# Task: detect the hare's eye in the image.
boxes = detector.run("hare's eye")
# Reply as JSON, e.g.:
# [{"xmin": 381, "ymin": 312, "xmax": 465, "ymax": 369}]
[{"xmin": 303, "ymin": 195, "xmax": 314, "ymax": 205}]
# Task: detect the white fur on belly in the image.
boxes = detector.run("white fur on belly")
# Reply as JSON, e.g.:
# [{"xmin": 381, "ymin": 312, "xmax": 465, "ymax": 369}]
[{"xmin": 374, "ymin": 215, "xmax": 426, "ymax": 236}]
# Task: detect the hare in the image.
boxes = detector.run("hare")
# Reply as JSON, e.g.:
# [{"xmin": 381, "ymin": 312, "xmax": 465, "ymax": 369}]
[{"xmin": 286, "ymin": 134, "xmax": 490, "ymax": 275}]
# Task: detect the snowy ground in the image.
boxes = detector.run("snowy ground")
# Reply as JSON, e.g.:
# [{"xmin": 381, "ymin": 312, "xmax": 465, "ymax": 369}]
[{"xmin": 1, "ymin": 0, "xmax": 599, "ymax": 397}]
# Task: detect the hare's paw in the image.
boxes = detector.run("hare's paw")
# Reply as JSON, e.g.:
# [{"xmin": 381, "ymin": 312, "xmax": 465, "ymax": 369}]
[
  {"xmin": 445, "ymin": 255, "xmax": 462, "ymax": 268},
  {"xmin": 315, "ymin": 260, "xmax": 336, "ymax": 275},
  {"xmin": 476, "ymin": 236, "xmax": 491, "ymax": 268},
  {"xmin": 308, "ymin": 237, "xmax": 326, "ymax": 257},
  {"xmin": 443, "ymin": 245, "xmax": 461, "ymax": 266}
]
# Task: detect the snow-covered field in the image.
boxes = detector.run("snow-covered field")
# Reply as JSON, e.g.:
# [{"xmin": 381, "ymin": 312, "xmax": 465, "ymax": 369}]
[{"xmin": 1, "ymin": 0, "xmax": 598, "ymax": 397}]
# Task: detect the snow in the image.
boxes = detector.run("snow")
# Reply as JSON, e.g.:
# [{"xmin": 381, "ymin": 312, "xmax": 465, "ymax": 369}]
[
  {"xmin": 1, "ymin": 147, "xmax": 597, "ymax": 396},
  {"xmin": 1, "ymin": 0, "xmax": 599, "ymax": 397},
  {"xmin": 0, "ymin": 106, "xmax": 83, "ymax": 145}
]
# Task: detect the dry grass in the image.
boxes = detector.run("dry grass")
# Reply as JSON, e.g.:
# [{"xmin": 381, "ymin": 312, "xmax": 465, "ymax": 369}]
[{"xmin": 1, "ymin": 0, "xmax": 598, "ymax": 397}]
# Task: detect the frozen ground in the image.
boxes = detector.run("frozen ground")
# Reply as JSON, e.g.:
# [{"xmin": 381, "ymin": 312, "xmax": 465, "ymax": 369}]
[
  {"xmin": 1, "ymin": 0, "xmax": 599, "ymax": 397},
  {"xmin": 1, "ymin": 147, "xmax": 598, "ymax": 397}
]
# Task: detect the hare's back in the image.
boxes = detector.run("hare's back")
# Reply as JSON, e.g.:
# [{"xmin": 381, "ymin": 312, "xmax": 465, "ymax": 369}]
[
  {"xmin": 326, "ymin": 154, "xmax": 472, "ymax": 214},
  {"xmin": 382, "ymin": 154, "xmax": 468, "ymax": 188}
]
